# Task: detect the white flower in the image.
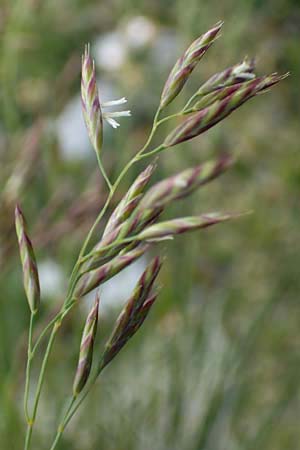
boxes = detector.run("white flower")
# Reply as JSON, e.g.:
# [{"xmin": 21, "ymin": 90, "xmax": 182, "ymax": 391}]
[{"xmin": 102, "ymin": 96, "xmax": 131, "ymax": 129}]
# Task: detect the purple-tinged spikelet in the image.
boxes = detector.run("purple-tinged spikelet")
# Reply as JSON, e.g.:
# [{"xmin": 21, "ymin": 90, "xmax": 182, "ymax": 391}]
[
  {"xmin": 136, "ymin": 213, "xmax": 233, "ymax": 241},
  {"xmin": 164, "ymin": 73, "xmax": 288, "ymax": 147},
  {"xmin": 75, "ymin": 244, "xmax": 149, "ymax": 298},
  {"xmin": 140, "ymin": 154, "xmax": 233, "ymax": 210},
  {"xmin": 103, "ymin": 163, "xmax": 156, "ymax": 238},
  {"xmin": 187, "ymin": 80, "xmax": 256, "ymax": 112},
  {"xmin": 81, "ymin": 44, "xmax": 103, "ymax": 155},
  {"xmin": 101, "ymin": 257, "xmax": 162, "ymax": 369},
  {"xmin": 73, "ymin": 293, "xmax": 99, "ymax": 395},
  {"xmin": 15, "ymin": 205, "xmax": 40, "ymax": 313},
  {"xmin": 81, "ymin": 164, "xmax": 157, "ymax": 272},
  {"xmin": 160, "ymin": 22, "xmax": 223, "ymax": 109},
  {"xmin": 196, "ymin": 56, "xmax": 256, "ymax": 96}
]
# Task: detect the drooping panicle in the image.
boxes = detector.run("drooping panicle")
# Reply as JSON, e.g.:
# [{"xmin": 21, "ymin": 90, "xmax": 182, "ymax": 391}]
[
  {"xmin": 75, "ymin": 244, "xmax": 149, "ymax": 298},
  {"xmin": 136, "ymin": 213, "xmax": 233, "ymax": 241},
  {"xmin": 103, "ymin": 163, "xmax": 156, "ymax": 238},
  {"xmin": 15, "ymin": 205, "xmax": 40, "ymax": 313},
  {"xmin": 101, "ymin": 257, "xmax": 162, "ymax": 369},
  {"xmin": 164, "ymin": 73, "xmax": 288, "ymax": 147},
  {"xmin": 81, "ymin": 44, "xmax": 103, "ymax": 155},
  {"xmin": 160, "ymin": 21, "xmax": 223, "ymax": 109},
  {"xmin": 195, "ymin": 56, "xmax": 256, "ymax": 96},
  {"xmin": 73, "ymin": 293, "xmax": 99, "ymax": 396}
]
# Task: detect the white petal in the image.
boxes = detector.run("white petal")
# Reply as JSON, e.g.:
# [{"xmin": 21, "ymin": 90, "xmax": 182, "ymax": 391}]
[
  {"xmin": 105, "ymin": 117, "xmax": 120, "ymax": 128},
  {"xmin": 106, "ymin": 110, "xmax": 131, "ymax": 118},
  {"xmin": 102, "ymin": 97, "xmax": 127, "ymax": 107}
]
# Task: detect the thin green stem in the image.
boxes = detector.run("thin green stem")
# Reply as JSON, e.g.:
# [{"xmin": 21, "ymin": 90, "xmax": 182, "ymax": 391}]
[
  {"xmin": 24, "ymin": 312, "xmax": 36, "ymax": 422},
  {"xmin": 49, "ymin": 396, "xmax": 77, "ymax": 450},
  {"xmin": 96, "ymin": 152, "xmax": 113, "ymax": 192},
  {"xmin": 138, "ymin": 144, "xmax": 166, "ymax": 159},
  {"xmin": 156, "ymin": 112, "xmax": 181, "ymax": 126},
  {"xmin": 24, "ymin": 322, "xmax": 60, "ymax": 450},
  {"xmin": 182, "ymin": 91, "xmax": 200, "ymax": 111},
  {"xmin": 32, "ymin": 312, "xmax": 62, "ymax": 356}
]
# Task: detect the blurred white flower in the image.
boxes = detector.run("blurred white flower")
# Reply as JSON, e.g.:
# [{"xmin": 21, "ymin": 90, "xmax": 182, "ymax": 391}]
[
  {"xmin": 94, "ymin": 32, "xmax": 128, "ymax": 71},
  {"xmin": 125, "ymin": 16, "xmax": 156, "ymax": 49},
  {"xmin": 151, "ymin": 30, "xmax": 181, "ymax": 68},
  {"xmin": 38, "ymin": 259, "xmax": 65, "ymax": 298},
  {"xmin": 56, "ymin": 95, "xmax": 91, "ymax": 161}
]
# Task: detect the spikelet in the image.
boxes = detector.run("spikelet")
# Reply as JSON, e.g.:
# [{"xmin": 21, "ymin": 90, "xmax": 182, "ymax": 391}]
[
  {"xmin": 101, "ymin": 257, "xmax": 162, "ymax": 369},
  {"xmin": 139, "ymin": 154, "xmax": 233, "ymax": 210},
  {"xmin": 73, "ymin": 293, "xmax": 99, "ymax": 395},
  {"xmin": 81, "ymin": 44, "xmax": 103, "ymax": 155},
  {"xmin": 160, "ymin": 22, "xmax": 223, "ymax": 109},
  {"xmin": 75, "ymin": 244, "xmax": 149, "ymax": 298},
  {"xmin": 196, "ymin": 56, "xmax": 256, "ymax": 96},
  {"xmin": 15, "ymin": 205, "xmax": 40, "ymax": 313},
  {"xmin": 102, "ymin": 163, "xmax": 156, "ymax": 238},
  {"xmin": 136, "ymin": 213, "xmax": 233, "ymax": 241}
]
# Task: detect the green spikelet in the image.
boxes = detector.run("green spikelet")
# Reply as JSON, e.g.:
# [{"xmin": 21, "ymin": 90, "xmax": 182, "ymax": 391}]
[
  {"xmin": 137, "ymin": 213, "xmax": 233, "ymax": 241},
  {"xmin": 81, "ymin": 44, "xmax": 103, "ymax": 155},
  {"xmin": 73, "ymin": 293, "xmax": 99, "ymax": 396},
  {"xmin": 160, "ymin": 22, "xmax": 223, "ymax": 109},
  {"xmin": 101, "ymin": 256, "xmax": 162, "ymax": 369},
  {"xmin": 15, "ymin": 205, "xmax": 40, "ymax": 314}
]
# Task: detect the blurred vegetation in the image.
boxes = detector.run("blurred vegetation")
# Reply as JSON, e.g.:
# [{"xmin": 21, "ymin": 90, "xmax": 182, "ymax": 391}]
[{"xmin": 0, "ymin": 0, "xmax": 299, "ymax": 449}]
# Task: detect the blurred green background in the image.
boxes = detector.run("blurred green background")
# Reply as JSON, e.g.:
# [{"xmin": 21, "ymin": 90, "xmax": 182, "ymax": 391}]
[{"xmin": 0, "ymin": 0, "xmax": 299, "ymax": 449}]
